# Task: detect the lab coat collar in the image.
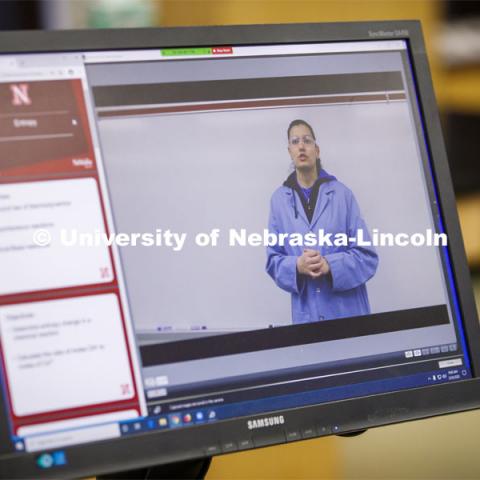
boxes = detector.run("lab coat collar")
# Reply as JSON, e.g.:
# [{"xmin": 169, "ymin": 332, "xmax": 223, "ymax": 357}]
[{"xmin": 283, "ymin": 168, "xmax": 336, "ymax": 227}]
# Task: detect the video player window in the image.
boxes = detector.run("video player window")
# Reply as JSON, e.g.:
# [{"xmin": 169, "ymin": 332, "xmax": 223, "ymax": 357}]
[{"xmin": 0, "ymin": 39, "xmax": 471, "ymax": 458}]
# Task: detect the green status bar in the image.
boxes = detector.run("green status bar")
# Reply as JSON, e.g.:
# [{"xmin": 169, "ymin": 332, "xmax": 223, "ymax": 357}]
[{"xmin": 161, "ymin": 48, "xmax": 213, "ymax": 56}]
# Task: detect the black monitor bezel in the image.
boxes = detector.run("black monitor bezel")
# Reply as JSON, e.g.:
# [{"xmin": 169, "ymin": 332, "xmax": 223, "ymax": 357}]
[{"xmin": 0, "ymin": 20, "xmax": 480, "ymax": 479}]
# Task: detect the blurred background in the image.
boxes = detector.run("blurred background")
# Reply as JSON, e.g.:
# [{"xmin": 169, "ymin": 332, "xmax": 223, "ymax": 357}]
[{"xmin": 2, "ymin": 0, "xmax": 480, "ymax": 478}]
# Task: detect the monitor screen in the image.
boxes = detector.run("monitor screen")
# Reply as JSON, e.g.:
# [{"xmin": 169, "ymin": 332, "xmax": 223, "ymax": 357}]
[{"xmin": 0, "ymin": 22, "xmax": 479, "ymax": 478}]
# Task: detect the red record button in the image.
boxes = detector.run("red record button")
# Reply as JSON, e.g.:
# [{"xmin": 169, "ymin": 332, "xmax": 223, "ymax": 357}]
[{"xmin": 212, "ymin": 46, "xmax": 233, "ymax": 55}]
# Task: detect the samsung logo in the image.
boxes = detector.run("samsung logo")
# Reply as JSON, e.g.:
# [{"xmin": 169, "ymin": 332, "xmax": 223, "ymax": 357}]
[{"xmin": 247, "ymin": 415, "xmax": 285, "ymax": 430}]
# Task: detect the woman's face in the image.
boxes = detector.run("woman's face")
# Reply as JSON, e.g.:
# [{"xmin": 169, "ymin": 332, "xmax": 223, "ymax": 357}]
[{"xmin": 288, "ymin": 124, "xmax": 320, "ymax": 173}]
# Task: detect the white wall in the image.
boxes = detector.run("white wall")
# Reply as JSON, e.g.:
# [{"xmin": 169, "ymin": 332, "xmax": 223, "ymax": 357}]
[{"xmin": 98, "ymin": 99, "xmax": 448, "ymax": 332}]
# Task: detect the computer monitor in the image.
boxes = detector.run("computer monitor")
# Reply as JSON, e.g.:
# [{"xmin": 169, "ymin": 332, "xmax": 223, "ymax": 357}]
[{"xmin": 0, "ymin": 20, "xmax": 480, "ymax": 479}]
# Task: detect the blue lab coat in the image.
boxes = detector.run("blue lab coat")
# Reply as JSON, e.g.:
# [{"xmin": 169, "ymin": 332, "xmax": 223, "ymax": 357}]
[{"xmin": 266, "ymin": 169, "xmax": 378, "ymax": 324}]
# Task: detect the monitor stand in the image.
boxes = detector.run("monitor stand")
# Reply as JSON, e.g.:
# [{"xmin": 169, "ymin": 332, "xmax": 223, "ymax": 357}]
[{"xmin": 97, "ymin": 457, "xmax": 212, "ymax": 480}]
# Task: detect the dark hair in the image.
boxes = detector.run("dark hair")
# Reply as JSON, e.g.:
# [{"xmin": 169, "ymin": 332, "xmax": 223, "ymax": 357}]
[
  {"xmin": 287, "ymin": 119, "xmax": 316, "ymax": 140},
  {"xmin": 287, "ymin": 119, "xmax": 321, "ymax": 172}
]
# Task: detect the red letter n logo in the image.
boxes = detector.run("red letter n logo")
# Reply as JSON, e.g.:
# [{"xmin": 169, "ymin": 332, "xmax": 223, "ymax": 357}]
[{"xmin": 10, "ymin": 84, "xmax": 31, "ymax": 106}]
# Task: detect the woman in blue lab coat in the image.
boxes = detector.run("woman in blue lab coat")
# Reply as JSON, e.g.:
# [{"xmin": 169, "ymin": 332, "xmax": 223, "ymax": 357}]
[{"xmin": 266, "ymin": 119, "xmax": 379, "ymax": 324}]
